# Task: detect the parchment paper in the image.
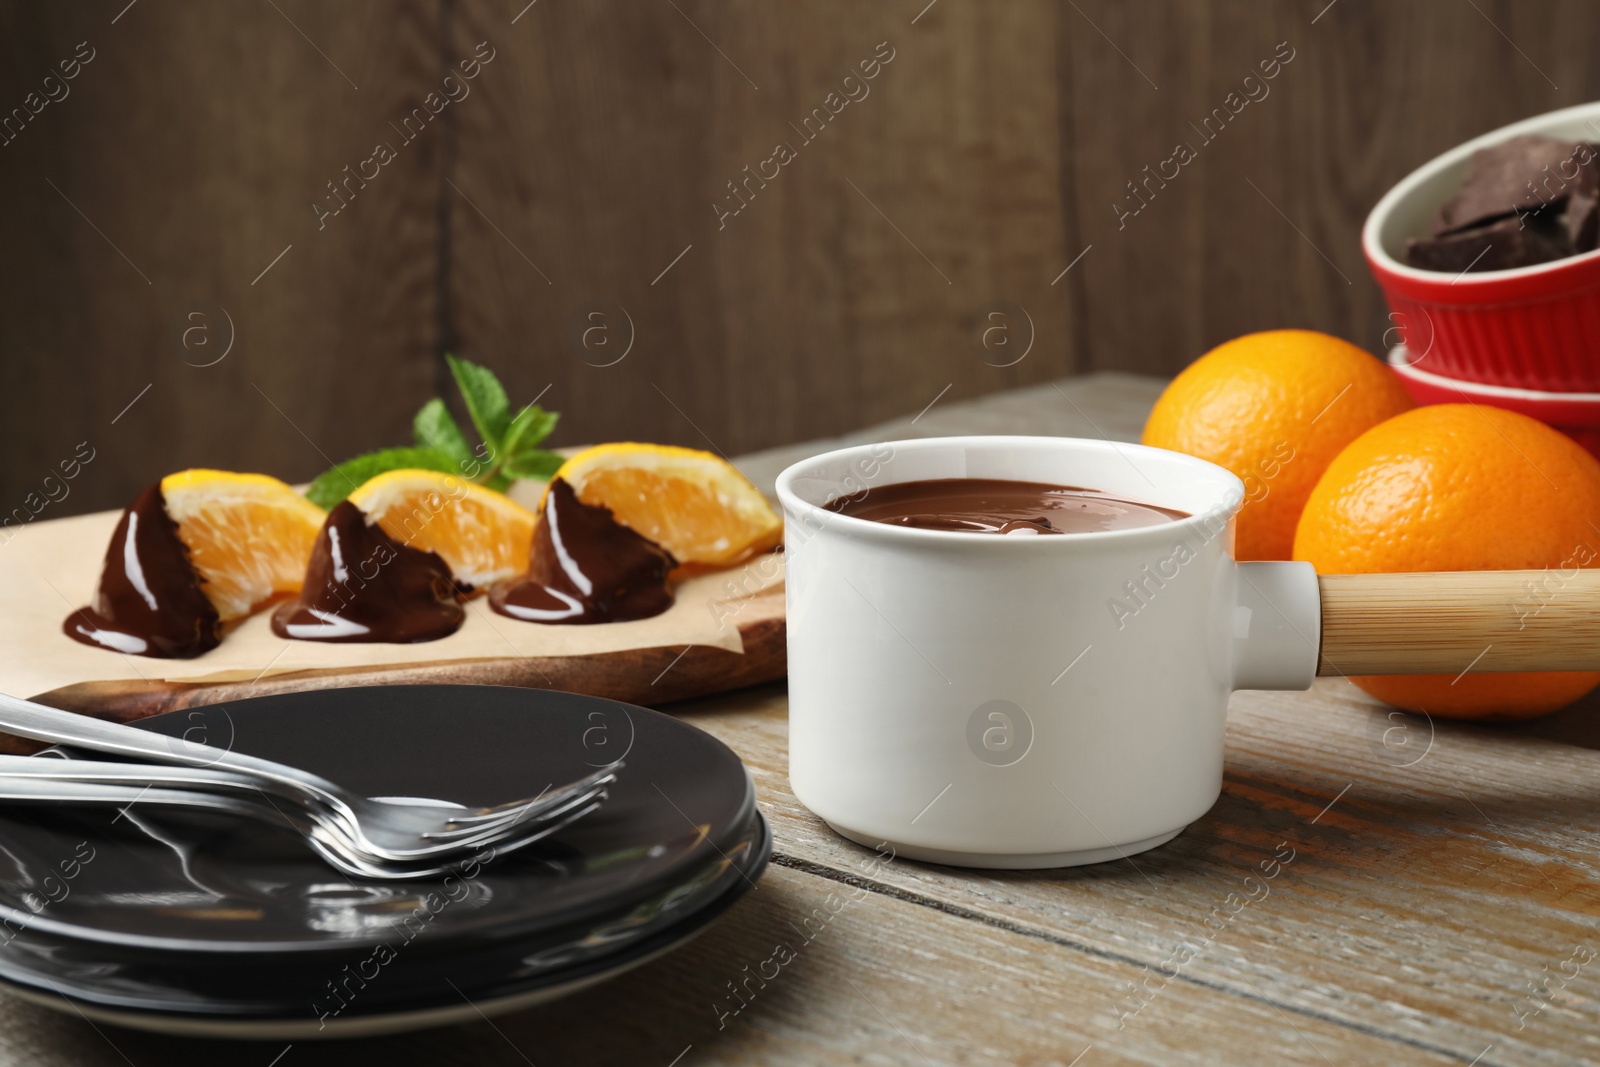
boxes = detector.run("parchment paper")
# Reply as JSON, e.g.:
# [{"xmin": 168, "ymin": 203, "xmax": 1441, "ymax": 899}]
[{"xmin": 0, "ymin": 507, "xmax": 783, "ymax": 698}]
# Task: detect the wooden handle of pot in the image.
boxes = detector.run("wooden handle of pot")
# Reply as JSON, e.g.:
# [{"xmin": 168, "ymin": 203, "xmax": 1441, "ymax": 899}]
[{"xmin": 1317, "ymin": 570, "xmax": 1600, "ymax": 676}]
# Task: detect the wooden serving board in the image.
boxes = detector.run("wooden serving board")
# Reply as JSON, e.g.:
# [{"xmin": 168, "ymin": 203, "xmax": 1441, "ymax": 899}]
[
  {"xmin": 0, "ymin": 482, "xmax": 789, "ymax": 740},
  {"xmin": 26, "ymin": 587, "xmax": 786, "ymax": 728}
]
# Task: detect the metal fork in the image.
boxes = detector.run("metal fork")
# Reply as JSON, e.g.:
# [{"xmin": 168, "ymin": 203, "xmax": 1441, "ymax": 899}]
[
  {"xmin": 0, "ymin": 775, "xmax": 604, "ymax": 880},
  {"xmin": 0, "ymin": 753, "xmax": 612, "ymax": 863},
  {"xmin": 34, "ymin": 749, "xmax": 616, "ymax": 855},
  {"xmin": 0, "ymin": 693, "xmax": 615, "ymax": 863}
]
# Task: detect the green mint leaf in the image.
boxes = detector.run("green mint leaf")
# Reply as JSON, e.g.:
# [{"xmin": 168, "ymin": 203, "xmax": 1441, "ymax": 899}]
[
  {"xmin": 481, "ymin": 471, "xmax": 513, "ymax": 493},
  {"xmin": 305, "ymin": 446, "xmax": 460, "ymax": 510},
  {"xmin": 446, "ymin": 353, "xmax": 510, "ymax": 449},
  {"xmin": 497, "ymin": 405, "xmax": 561, "ymax": 483},
  {"xmin": 501, "ymin": 449, "xmax": 564, "ymax": 482},
  {"xmin": 412, "ymin": 398, "xmax": 474, "ymax": 465},
  {"xmin": 501, "ymin": 404, "xmax": 559, "ymax": 456}
]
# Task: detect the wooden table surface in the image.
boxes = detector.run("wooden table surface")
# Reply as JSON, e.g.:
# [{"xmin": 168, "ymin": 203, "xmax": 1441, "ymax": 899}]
[{"xmin": 5, "ymin": 374, "xmax": 1600, "ymax": 1067}]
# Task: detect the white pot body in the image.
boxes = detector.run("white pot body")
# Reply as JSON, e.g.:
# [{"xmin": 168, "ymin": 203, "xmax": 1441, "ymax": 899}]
[{"xmin": 776, "ymin": 436, "xmax": 1317, "ymax": 868}]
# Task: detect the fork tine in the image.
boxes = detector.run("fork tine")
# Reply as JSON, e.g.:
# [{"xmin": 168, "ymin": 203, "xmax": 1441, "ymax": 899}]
[
  {"xmin": 449, "ymin": 795, "xmax": 608, "ymax": 863},
  {"xmin": 441, "ymin": 764, "xmax": 621, "ymax": 827},
  {"xmin": 418, "ymin": 781, "xmax": 611, "ymax": 844},
  {"xmin": 413, "ymin": 773, "xmax": 617, "ymax": 842}
]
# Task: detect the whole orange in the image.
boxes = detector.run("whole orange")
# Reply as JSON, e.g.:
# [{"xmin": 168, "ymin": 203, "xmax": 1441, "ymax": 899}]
[
  {"xmin": 1294, "ymin": 404, "xmax": 1600, "ymax": 719},
  {"xmin": 1141, "ymin": 330, "xmax": 1413, "ymax": 560}
]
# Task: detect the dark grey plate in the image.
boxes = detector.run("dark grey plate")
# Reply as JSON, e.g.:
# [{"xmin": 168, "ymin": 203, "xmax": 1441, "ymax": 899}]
[
  {"xmin": 0, "ymin": 685, "xmax": 769, "ymax": 1034},
  {"xmin": 0, "ymin": 686, "xmax": 760, "ymax": 959},
  {"xmin": 0, "ymin": 809, "xmax": 767, "ymax": 1035}
]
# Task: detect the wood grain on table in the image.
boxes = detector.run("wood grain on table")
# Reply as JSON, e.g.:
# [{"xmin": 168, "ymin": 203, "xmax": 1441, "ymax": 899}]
[{"xmin": 3, "ymin": 375, "xmax": 1597, "ymax": 1067}]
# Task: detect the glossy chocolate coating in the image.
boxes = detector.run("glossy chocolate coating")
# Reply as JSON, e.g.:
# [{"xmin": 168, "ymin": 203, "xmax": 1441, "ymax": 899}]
[
  {"xmin": 825, "ymin": 477, "xmax": 1188, "ymax": 535},
  {"xmin": 271, "ymin": 501, "xmax": 465, "ymax": 643},
  {"xmin": 63, "ymin": 484, "xmax": 222, "ymax": 658},
  {"xmin": 490, "ymin": 478, "xmax": 677, "ymax": 625}
]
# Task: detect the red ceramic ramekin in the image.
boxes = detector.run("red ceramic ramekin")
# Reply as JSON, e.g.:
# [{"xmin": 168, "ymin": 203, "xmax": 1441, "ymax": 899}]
[
  {"xmin": 1364, "ymin": 102, "xmax": 1600, "ymax": 392},
  {"xmin": 1387, "ymin": 347, "xmax": 1600, "ymax": 460}
]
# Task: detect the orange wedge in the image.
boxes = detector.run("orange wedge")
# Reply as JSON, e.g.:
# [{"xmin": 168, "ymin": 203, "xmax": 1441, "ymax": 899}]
[
  {"xmin": 346, "ymin": 469, "xmax": 535, "ymax": 588},
  {"xmin": 550, "ymin": 444, "xmax": 781, "ymax": 566},
  {"xmin": 159, "ymin": 469, "xmax": 327, "ymax": 621}
]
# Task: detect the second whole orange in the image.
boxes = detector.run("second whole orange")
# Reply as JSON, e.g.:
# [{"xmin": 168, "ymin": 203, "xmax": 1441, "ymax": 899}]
[
  {"xmin": 1141, "ymin": 330, "xmax": 1414, "ymax": 560},
  {"xmin": 1294, "ymin": 404, "xmax": 1600, "ymax": 719}
]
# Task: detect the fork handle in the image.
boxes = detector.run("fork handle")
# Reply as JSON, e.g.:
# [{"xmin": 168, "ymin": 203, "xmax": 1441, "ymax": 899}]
[
  {"xmin": 1318, "ymin": 570, "xmax": 1600, "ymax": 676},
  {"xmin": 0, "ymin": 753, "xmax": 263, "ymax": 791},
  {"xmin": 0, "ymin": 774, "xmax": 281, "ymax": 816},
  {"xmin": 0, "ymin": 693, "xmax": 344, "ymax": 803}
]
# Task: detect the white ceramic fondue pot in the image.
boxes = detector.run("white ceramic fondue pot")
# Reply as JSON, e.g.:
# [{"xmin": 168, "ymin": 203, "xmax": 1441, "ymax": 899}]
[{"xmin": 776, "ymin": 435, "xmax": 1600, "ymax": 868}]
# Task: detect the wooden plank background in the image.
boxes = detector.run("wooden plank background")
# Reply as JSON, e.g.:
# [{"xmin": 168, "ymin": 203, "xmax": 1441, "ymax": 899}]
[{"xmin": 1, "ymin": 0, "xmax": 1597, "ymax": 517}]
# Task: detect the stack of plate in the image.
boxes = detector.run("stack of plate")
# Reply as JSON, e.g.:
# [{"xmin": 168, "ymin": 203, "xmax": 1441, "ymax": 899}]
[{"xmin": 0, "ymin": 685, "xmax": 769, "ymax": 1039}]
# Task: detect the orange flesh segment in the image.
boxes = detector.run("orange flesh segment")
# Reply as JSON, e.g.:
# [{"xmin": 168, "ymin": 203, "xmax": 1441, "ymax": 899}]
[
  {"xmin": 159, "ymin": 471, "xmax": 325, "ymax": 621},
  {"xmin": 346, "ymin": 470, "xmax": 535, "ymax": 590},
  {"xmin": 574, "ymin": 467, "xmax": 778, "ymax": 566},
  {"xmin": 368, "ymin": 490, "xmax": 533, "ymax": 588}
]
